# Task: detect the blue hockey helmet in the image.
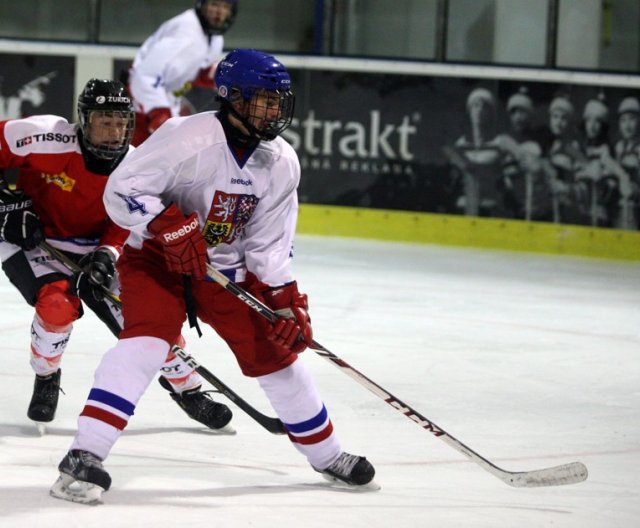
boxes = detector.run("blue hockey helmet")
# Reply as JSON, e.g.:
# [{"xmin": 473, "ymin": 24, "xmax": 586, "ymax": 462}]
[{"xmin": 214, "ymin": 49, "xmax": 294, "ymax": 141}]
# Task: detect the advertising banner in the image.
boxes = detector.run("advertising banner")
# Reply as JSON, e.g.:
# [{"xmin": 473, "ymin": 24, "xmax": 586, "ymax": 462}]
[
  {"xmin": 284, "ymin": 69, "xmax": 640, "ymax": 231},
  {"xmin": 0, "ymin": 53, "xmax": 75, "ymax": 121}
]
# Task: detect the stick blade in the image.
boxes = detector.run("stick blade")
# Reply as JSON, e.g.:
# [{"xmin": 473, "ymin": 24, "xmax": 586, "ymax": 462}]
[{"xmin": 502, "ymin": 461, "xmax": 588, "ymax": 488}]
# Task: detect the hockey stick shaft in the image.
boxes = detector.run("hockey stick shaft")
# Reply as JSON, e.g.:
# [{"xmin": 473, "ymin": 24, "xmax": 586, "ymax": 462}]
[
  {"xmin": 38, "ymin": 242, "xmax": 285, "ymax": 435},
  {"xmin": 206, "ymin": 263, "xmax": 588, "ymax": 487}
]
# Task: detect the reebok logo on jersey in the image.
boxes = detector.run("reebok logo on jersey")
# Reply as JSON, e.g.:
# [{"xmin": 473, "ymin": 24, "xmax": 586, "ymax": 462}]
[
  {"xmin": 162, "ymin": 217, "xmax": 200, "ymax": 242},
  {"xmin": 230, "ymin": 177, "xmax": 252, "ymax": 186},
  {"xmin": 16, "ymin": 132, "xmax": 77, "ymax": 148}
]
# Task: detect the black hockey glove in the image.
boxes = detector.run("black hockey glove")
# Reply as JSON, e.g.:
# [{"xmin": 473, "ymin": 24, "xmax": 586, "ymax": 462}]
[
  {"xmin": 72, "ymin": 248, "xmax": 117, "ymax": 302},
  {"xmin": 0, "ymin": 187, "xmax": 44, "ymax": 251}
]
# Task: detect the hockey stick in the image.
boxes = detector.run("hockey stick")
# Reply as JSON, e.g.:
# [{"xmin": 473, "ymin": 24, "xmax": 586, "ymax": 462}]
[
  {"xmin": 205, "ymin": 263, "xmax": 588, "ymax": 488},
  {"xmin": 38, "ymin": 241, "xmax": 285, "ymax": 435}
]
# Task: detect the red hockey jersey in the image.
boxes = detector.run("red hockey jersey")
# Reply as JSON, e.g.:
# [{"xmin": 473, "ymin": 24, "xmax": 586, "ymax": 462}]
[{"xmin": 0, "ymin": 114, "xmax": 129, "ymax": 253}]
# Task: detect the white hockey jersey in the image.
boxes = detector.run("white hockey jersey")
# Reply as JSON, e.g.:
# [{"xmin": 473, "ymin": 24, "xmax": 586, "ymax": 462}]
[
  {"xmin": 129, "ymin": 9, "xmax": 224, "ymax": 116},
  {"xmin": 104, "ymin": 112, "xmax": 300, "ymax": 287}
]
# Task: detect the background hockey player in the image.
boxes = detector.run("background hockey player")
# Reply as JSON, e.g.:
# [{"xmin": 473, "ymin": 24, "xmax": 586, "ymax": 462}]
[
  {"xmin": 127, "ymin": 0, "xmax": 238, "ymax": 146},
  {"xmin": 0, "ymin": 78, "xmax": 231, "ymax": 432},
  {"xmin": 51, "ymin": 49, "xmax": 375, "ymax": 504}
]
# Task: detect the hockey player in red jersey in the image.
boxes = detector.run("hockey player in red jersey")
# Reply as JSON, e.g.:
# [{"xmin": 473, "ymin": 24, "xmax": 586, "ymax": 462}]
[
  {"xmin": 0, "ymin": 78, "xmax": 231, "ymax": 432},
  {"xmin": 127, "ymin": 0, "xmax": 238, "ymax": 146},
  {"xmin": 50, "ymin": 50, "xmax": 375, "ymax": 504}
]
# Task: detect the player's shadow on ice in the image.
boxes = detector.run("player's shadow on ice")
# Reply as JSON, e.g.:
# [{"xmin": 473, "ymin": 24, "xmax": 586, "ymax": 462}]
[
  {"xmin": 0, "ymin": 481, "xmax": 342, "ymax": 515},
  {"xmin": 108, "ymin": 482, "xmax": 363, "ymax": 507},
  {"xmin": 0, "ymin": 423, "xmax": 232, "ymax": 438}
]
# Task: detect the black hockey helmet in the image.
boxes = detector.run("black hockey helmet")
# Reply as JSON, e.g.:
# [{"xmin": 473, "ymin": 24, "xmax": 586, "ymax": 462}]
[
  {"xmin": 77, "ymin": 79, "xmax": 134, "ymax": 160},
  {"xmin": 195, "ymin": 0, "xmax": 238, "ymax": 35}
]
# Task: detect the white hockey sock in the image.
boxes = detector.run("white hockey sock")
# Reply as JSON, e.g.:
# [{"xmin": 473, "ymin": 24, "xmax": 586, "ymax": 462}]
[
  {"xmin": 29, "ymin": 316, "xmax": 71, "ymax": 376},
  {"xmin": 258, "ymin": 359, "xmax": 341, "ymax": 470},
  {"xmin": 160, "ymin": 347, "xmax": 204, "ymax": 393},
  {"xmin": 71, "ymin": 336, "xmax": 170, "ymax": 461}
]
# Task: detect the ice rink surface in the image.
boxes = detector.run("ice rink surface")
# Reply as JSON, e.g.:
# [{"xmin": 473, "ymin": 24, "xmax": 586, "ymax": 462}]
[{"xmin": 1, "ymin": 234, "xmax": 639, "ymax": 527}]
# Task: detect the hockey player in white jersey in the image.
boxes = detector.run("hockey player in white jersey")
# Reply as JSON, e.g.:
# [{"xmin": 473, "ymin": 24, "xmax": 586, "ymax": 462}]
[
  {"xmin": 51, "ymin": 49, "xmax": 375, "ymax": 504},
  {"xmin": 127, "ymin": 0, "xmax": 238, "ymax": 146}
]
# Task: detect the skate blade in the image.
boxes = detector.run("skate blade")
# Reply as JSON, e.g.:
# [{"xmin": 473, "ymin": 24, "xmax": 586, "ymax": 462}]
[
  {"xmin": 33, "ymin": 421, "xmax": 47, "ymax": 436},
  {"xmin": 50, "ymin": 473, "xmax": 106, "ymax": 505},
  {"xmin": 205, "ymin": 423, "xmax": 237, "ymax": 435},
  {"xmin": 320, "ymin": 473, "xmax": 381, "ymax": 492}
]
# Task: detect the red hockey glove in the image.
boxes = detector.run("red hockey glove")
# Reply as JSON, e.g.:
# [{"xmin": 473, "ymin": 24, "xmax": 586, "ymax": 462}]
[
  {"xmin": 147, "ymin": 204, "xmax": 208, "ymax": 279},
  {"xmin": 147, "ymin": 107, "xmax": 171, "ymax": 134},
  {"xmin": 262, "ymin": 281, "xmax": 313, "ymax": 353}
]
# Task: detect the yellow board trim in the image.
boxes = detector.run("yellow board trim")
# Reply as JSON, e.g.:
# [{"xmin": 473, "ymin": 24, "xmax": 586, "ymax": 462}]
[{"xmin": 298, "ymin": 204, "xmax": 640, "ymax": 261}]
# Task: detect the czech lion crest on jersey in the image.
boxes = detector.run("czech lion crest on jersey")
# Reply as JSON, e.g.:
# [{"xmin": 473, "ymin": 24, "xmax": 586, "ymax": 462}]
[{"xmin": 203, "ymin": 191, "xmax": 259, "ymax": 246}]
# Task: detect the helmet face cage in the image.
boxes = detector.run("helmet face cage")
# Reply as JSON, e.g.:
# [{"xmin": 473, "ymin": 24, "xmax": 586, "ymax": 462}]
[
  {"xmin": 215, "ymin": 49, "xmax": 295, "ymax": 141},
  {"xmin": 234, "ymin": 87, "xmax": 294, "ymax": 141},
  {"xmin": 77, "ymin": 79, "xmax": 134, "ymax": 160},
  {"xmin": 195, "ymin": 0, "xmax": 238, "ymax": 35}
]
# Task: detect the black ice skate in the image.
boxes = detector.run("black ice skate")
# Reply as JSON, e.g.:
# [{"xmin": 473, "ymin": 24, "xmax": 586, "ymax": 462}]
[
  {"xmin": 50, "ymin": 449, "xmax": 111, "ymax": 504},
  {"xmin": 158, "ymin": 376, "xmax": 234, "ymax": 432},
  {"xmin": 27, "ymin": 368, "xmax": 62, "ymax": 424},
  {"xmin": 314, "ymin": 452, "xmax": 378, "ymax": 489}
]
